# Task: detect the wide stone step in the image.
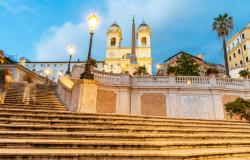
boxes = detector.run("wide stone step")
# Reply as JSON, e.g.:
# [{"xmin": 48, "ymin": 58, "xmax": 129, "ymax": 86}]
[
  {"xmin": 0, "ymin": 106, "xmax": 66, "ymax": 111},
  {"xmin": 0, "ymin": 147, "xmax": 250, "ymax": 160},
  {"xmin": 1, "ymin": 131, "xmax": 250, "ymax": 141},
  {"xmin": 0, "ymin": 108, "xmax": 248, "ymax": 126},
  {"xmin": 1, "ymin": 139, "xmax": 250, "ymax": 150},
  {"xmin": 0, "ymin": 104, "xmax": 65, "ymax": 108},
  {"xmin": 1, "ymin": 124, "xmax": 250, "ymax": 136},
  {"xmin": 0, "ymin": 117, "xmax": 249, "ymax": 131}
]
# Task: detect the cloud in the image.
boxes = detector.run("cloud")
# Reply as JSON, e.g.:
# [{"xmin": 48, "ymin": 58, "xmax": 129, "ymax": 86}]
[
  {"xmin": 0, "ymin": 0, "xmax": 37, "ymax": 15},
  {"xmin": 34, "ymin": 0, "xmax": 196, "ymax": 61}
]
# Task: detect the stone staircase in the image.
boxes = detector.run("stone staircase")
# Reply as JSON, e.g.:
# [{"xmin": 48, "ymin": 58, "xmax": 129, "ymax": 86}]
[{"xmin": 0, "ymin": 83, "xmax": 250, "ymax": 159}]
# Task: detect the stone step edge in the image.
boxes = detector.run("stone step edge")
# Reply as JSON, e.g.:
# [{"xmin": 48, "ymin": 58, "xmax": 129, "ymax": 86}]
[
  {"xmin": 1, "ymin": 138, "xmax": 250, "ymax": 146},
  {"xmin": 0, "ymin": 108, "xmax": 248, "ymax": 125},
  {"xmin": 0, "ymin": 117, "xmax": 250, "ymax": 130},
  {"xmin": 1, "ymin": 124, "xmax": 250, "ymax": 134},
  {"xmin": 0, "ymin": 147, "xmax": 250, "ymax": 158}
]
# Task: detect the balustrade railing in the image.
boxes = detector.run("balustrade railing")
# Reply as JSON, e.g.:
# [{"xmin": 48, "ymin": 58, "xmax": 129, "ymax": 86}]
[
  {"xmin": 94, "ymin": 71, "xmax": 121, "ymax": 85},
  {"xmin": 175, "ymin": 76, "xmax": 210, "ymax": 86},
  {"xmin": 92, "ymin": 72, "xmax": 250, "ymax": 89},
  {"xmin": 132, "ymin": 76, "xmax": 169, "ymax": 86},
  {"xmin": 216, "ymin": 77, "xmax": 245, "ymax": 88}
]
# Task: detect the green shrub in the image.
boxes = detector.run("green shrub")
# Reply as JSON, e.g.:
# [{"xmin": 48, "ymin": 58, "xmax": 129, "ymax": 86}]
[
  {"xmin": 167, "ymin": 65, "xmax": 176, "ymax": 74},
  {"xmin": 225, "ymin": 98, "xmax": 250, "ymax": 120},
  {"xmin": 206, "ymin": 68, "xmax": 219, "ymax": 75},
  {"xmin": 239, "ymin": 70, "xmax": 249, "ymax": 77}
]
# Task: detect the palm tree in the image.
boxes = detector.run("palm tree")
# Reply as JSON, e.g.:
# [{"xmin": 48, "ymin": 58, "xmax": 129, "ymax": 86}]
[{"xmin": 213, "ymin": 13, "xmax": 234, "ymax": 76}]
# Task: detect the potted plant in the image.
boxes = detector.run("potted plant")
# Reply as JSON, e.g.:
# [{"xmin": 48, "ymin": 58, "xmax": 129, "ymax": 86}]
[
  {"xmin": 206, "ymin": 68, "xmax": 219, "ymax": 77},
  {"xmin": 238, "ymin": 70, "xmax": 249, "ymax": 79},
  {"xmin": 167, "ymin": 65, "xmax": 176, "ymax": 77}
]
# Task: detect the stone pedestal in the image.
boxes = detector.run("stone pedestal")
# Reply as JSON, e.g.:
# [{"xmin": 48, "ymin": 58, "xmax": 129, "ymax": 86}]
[{"xmin": 77, "ymin": 79, "xmax": 97, "ymax": 113}]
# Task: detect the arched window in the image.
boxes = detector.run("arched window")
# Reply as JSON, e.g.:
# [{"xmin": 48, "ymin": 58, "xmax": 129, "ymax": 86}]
[
  {"xmin": 141, "ymin": 37, "xmax": 147, "ymax": 46},
  {"xmin": 111, "ymin": 37, "xmax": 116, "ymax": 46}
]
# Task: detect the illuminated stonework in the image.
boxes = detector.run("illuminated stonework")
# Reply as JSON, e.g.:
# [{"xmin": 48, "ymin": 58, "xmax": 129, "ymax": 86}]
[{"xmin": 104, "ymin": 21, "xmax": 152, "ymax": 75}]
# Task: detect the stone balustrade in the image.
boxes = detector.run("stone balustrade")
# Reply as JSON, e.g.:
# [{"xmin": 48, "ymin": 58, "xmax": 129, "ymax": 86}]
[
  {"xmin": 57, "ymin": 72, "xmax": 250, "ymax": 120},
  {"xmin": 0, "ymin": 64, "xmax": 52, "ymax": 84},
  {"xmin": 92, "ymin": 71, "xmax": 250, "ymax": 89}
]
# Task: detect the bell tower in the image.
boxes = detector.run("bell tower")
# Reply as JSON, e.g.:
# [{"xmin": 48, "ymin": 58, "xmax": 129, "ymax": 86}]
[
  {"xmin": 137, "ymin": 19, "xmax": 151, "ymax": 48},
  {"xmin": 106, "ymin": 22, "xmax": 122, "ymax": 48}
]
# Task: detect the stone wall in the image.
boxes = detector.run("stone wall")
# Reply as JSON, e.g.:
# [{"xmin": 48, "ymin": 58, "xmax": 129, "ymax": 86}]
[
  {"xmin": 96, "ymin": 89, "xmax": 116, "ymax": 113},
  {"xmin": 57, "ymin": 74, "xmax": 250, "ymax": 120},
  {"xmin": 141, "ymin": 93, "xmax": 166, "ymax": 116}
]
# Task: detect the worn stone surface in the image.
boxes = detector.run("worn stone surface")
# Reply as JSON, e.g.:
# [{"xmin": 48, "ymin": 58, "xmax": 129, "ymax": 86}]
[
  {"xmin": 96, "ymin": 89, "xmax": 116, "ymax": 113},
  {"xmin": 141, "ymin": 93, "xmax": 166, "ymax": 116}
]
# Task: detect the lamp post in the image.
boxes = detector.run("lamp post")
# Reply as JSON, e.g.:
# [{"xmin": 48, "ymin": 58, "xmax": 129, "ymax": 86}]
[
  {"xmin": 81, "ymin": 14, "xmax": 100, "ymax": 79},
  {"xmin": 66, "ymin": 45, "xmax": 75, "ymax": 75}
]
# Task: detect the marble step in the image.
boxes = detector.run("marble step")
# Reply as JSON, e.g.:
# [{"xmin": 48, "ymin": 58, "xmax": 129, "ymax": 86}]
[
  {"xmin": 0, "ymin": 106, "xmax": 66, "ymax": 111},
  {"xmin": 0, "ymin": 108, "xmax": 248, "ymax": 126},
  {"xmin": 1, "ymin": 124, "xmax": 250, "ymax": 136},
  {"xmin": 1, "ymin": 131, "xmax": 250, "ymax": 141},
  {"xmin": 1, "ymin": 139, "xmax": 250, "ymax": 150},
  {"xmin": 0, "ymin": 147, "xmax": 250, "ymax": 160},
  {"xmin": 0, "ymin": 117, "xmax": 249, "ymax": 131}
]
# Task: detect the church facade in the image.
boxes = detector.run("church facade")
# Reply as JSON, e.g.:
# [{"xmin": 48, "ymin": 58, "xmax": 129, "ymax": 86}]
[{"xmin": 104, "ymin": 18, "xmax": 152, "ymax": 75}]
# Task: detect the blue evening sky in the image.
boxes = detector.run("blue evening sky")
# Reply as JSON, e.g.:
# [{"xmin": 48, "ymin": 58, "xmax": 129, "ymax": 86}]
[{"xmin": 0, "ymin": 0, "xmax": 250, "ymax": 69}]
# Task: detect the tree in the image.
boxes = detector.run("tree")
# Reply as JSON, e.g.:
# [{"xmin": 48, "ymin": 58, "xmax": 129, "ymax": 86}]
[
  {"xmin": 213, "ymin": 13, "xmax": 234, "ymax": 76},
  {"xmin": 206, "ymin": 67, "xmax": 219, "ymax": 76},
  {"xmin": 133, "ymin": 65, "xmax": 148, "ymax": 76},
  {"xmin": 175, "ymin": 53, "xmax": 200, "ymax": 76}
]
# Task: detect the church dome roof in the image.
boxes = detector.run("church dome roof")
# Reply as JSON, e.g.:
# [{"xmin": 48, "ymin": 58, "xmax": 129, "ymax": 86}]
[
  {"xmin": 137, "ymin": 20, "xmax": 151, "ymax": 33},
  {"xmin": 110, "ymin": 23, "xmax": 120, "ymax": 28},
  {"xmin": 107, "ymin": 22, "xmax": 122, "ymax": 36},
  {"xmin": 139, "ymin": 22, "xmax": 149, "ymax": 28}
]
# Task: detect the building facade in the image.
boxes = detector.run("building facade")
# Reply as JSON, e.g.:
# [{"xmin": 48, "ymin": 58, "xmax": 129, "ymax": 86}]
[
  {"xmin": 104, "ymin": 19, "xmax": 152, "ymax": 75},
  {"xmin": 158, "ymin": 51, "xmax": 226, "ymax": 76},
  {"xmin": 19, "ymin": 58, "xmax": 104, "ymax": 82},
  {"xmin": 0, "ymin": 50, "xmax": 15, "ymax": 64},
  {"xmin": 227, "ymin": 22, "xmax": 250, "ymax": 78}
]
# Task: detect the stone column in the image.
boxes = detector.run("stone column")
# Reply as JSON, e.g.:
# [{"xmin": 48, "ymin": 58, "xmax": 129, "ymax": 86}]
[{"xmin": 77, "ymin": 79, "xmax": 98, "ymax": 113}]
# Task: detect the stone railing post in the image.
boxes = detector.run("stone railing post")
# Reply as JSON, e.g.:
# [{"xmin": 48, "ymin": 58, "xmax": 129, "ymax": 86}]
[
  {"xmin": 244, "ymin": 80, "xmax": 250, "ymax": 89},
  {"xmin": 120, "ymin": 74, "xmax": 131, "ymax": 86},
  {"xmin": 209, "ymin": 77, "xmax": 217, "ymax": 88},
  {"xmin": 168, "ymin": 76, "xmax": 176, "ymax": 86}
]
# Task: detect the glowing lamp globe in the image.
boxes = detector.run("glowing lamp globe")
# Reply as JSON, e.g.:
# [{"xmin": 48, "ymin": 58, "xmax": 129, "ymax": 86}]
[
  {"xmin": 88, "ymin": 14, "xmax": 100, "ymax": 33},
  {"xmin": 67, "ymin": 45, "xmax": 75, "ymax": 55}
]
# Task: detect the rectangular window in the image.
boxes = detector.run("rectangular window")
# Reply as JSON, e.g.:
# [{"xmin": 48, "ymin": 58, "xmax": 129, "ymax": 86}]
[
  {"xmin": 242, "ymin": 33, "xmax": 245, "ymax": 39},
  {"xmin": 238, "ymin": 49, "xmax": 241, "ymax": 54},
  {"xmin": 229, "ymin": 56, "xmax": 231, "ymax": 61},
  {"xmin": 54, "ymin": 64, "xmax": 57, "ymax": 67},
  {"xmin": 244, "ymin": 45, "xmax": 247, "ymax": 50},
  {"xmin": 33, "ymin": 64, "xmax": 35, "ymax": 67},
  {"xmin": 40, "ymin": 64, "xmax": 43, "ymax": 67},
  {"xmin": 246, "ymin": 56, "xmax": 249, "ymax": 62}
]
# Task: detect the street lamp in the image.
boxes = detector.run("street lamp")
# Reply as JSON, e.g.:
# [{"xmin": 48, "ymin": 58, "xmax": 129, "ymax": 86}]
[
  {"xmin": 81, "ymin": 13, "xmax": 100, "ymax": 79},
  {"xmin": 66, "ymin": 45, "xmax": 75, "ymax": 75}
]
